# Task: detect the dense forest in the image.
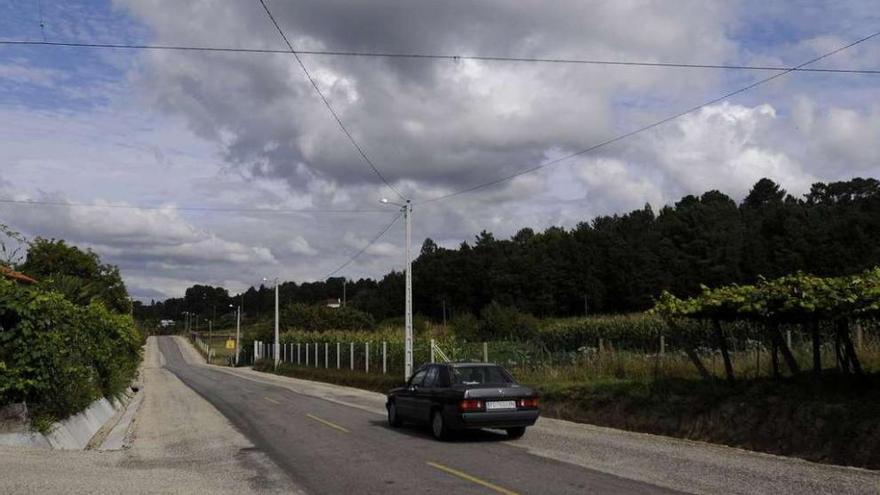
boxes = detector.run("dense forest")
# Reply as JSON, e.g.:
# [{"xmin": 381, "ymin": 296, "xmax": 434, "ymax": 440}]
[{"xmin": 135, "ymin": 177, "xmax": 880, "ymax": 325}]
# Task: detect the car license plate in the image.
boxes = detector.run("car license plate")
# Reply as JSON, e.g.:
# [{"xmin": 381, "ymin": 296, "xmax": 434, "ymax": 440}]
[{"xmin": 486, "ymin": 400, "xmax": 516, "ymax": 410}]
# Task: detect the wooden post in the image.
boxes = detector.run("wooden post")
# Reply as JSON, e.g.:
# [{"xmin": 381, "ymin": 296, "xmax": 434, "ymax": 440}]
[
  {"xmin": 383, "ymin": 341, "xmax": 387, "ymax": 374},
  {"xmin": 430, "ymin": 339, "xmax": 436, "ymax": 363},
  {"xmin": 325, "ymin": 343, "xmax": 329, "ymax": 369},
  {"xmin": 483, "ymin": 342, "xmax": 488, "ymax": 363},
  {"xmin": 366, "ymin": 342, "xmax": 370, "ymax": 373},
  {"xmin": 857, "ymin": 322, "xmax": 864, "ymax": 351},
  {"xmin": 337, "ymin": 342, "xmax": 341, "ymax": 369},
  {"xmin": 660, "ymin": 335, "xmax": 666, "ymax": 356},
  {"xmin": 786, "ymin": 330, "xmax": 792, "ymax": 349},
  {"xmin": 315, "ymin": 343, "xmax": 319, "ymax": 368},
  {"xmin": 350, "ymin": 342, "xmax": 354, "ymax": 371}
]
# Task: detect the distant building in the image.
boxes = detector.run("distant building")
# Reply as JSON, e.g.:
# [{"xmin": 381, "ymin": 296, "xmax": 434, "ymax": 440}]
[
  {"xmin": 324, "ymin": 298, "xmax": 342, "ymax": 308},
  {"xmin": 0, "ymin": 266, "xmax": 37, "ymax": 285},
  {"xmin": 159, "ymin": 320, "xmax": 176, "ymax": 328}
]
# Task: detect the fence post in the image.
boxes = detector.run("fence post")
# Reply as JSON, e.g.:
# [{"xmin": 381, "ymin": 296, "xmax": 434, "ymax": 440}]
[
  {"xmin": 483, "ymin": 342, "xmax": 488, "ymax": 363},
  {"xmin": 325, "ymin": 343, "xmax": 329, "ymax": 369},
  {"xmin": 337, "ymin": 342, "xmax": 341, "ymax": 369},
  {"xmin": 786, "ymin": 330, "xmax": 792, "ymax": 349},
  {"xmin": 254, "ymin": 341, "xmax": 258, "ymax": 360},
  {"xmin": 366, "ymin": 342, "xmax": 370, "ymax": 373},
  {"xmin": 350, "ymin": 342, "xmax": 354, "ymax": 371},
  {"xmin": 306, "ymin": 343, "xmax": 310, "ymax": 366},
  {"xmin": 297, "ymin": 343, "xmax": 301, "ymax": 365},
  {"xmin": 430, "ymin": 339, "xmax": 436, "ymax": 362},
  {"xmin": 383, "ymin": 341, "xmax": 387, "ymax": 374},
  {"xmin": 857, "ymin": 322, "xmax": 864, "ymax": 350},
  {"xmin": 660, "ymin": 335, "xmax": 666, "ymax": 356},
  {"xmin": 315, "ymin": 343, "xmax": 319, "ymax": 368}
]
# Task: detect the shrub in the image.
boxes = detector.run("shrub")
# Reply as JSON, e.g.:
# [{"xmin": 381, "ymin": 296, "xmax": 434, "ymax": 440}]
[
  {"xmin": 0, "ymin": 278, "xmax": 142, "ymax": 422},
  {"xmin": 479, "ymin": 302, "xmax": 539, "ymax": 341},
  {"xmin": 281, "ymin": 303, "xmax": 375, "ymax": 332}
]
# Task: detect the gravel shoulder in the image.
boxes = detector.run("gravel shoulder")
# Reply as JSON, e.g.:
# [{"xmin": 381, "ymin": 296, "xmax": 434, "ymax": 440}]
[
  {"xmin": 204, "ymin": 344, "xmax": 880, "ymax": 495},
  {"xmin": 0, "ymin": 337, "xmax": 301, "ymax": 494}
]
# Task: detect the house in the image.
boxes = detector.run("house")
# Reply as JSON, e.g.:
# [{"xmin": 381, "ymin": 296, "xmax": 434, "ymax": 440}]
[
  {"xmin": 0, "ymin": 266, "xmax": 37, "ymax": 285},
  {"xmin": 324, "ymin": 298, "xmax": 342, "ymax": 308}
]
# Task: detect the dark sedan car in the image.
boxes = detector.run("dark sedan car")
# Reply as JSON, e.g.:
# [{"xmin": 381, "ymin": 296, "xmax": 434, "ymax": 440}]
[{"xmin": 386, "ymin": 362, "xmax": 539, "ymax": 440}]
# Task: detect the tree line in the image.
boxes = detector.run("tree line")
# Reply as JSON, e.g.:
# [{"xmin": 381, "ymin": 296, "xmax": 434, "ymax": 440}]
[{"xmin": 136, "ymin": 177, "xmax": 880, "ymax": 326}]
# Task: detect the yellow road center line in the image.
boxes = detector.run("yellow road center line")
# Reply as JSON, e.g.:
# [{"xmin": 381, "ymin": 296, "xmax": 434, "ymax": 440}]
[
  {"xmin": 264, "ymin": 397, "xmax": 280, "ymax": 405},
  {"xmin": 306, "ymin": 413, "xmax": 349, "ymax": 433},
  {"xmin": 427, "ymin": 461, "xmax": 520, "ymax": 495}
]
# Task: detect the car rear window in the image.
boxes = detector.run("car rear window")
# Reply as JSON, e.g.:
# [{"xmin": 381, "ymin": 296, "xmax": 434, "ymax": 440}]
[{"xmin": 450, "ymin": 365, "xmax": 513, "ymax": 385}]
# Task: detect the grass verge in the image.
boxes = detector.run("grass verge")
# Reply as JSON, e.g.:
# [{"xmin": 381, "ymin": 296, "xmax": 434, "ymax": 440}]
[{"xmin": 253, "ymin": 358, "xmax": 879, "ymax": 469}]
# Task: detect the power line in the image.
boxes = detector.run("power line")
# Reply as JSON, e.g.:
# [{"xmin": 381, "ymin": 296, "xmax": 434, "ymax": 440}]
[
  {"xmin": 256, "ymin": 0, "xmax": 406, "ymax": 202},
  {"xmin": 323, "ymin": 211, "xmax": 402, "ymax": 279},
  {"xmin": 0, "ymin": 198, "xmax": 387, "ymax": 214},
  {"xmin": 1, "ymin": 39, "xmax": 878, "ymax": 75},
  {"xmin": 418, "ymin": 30, "xmax": 880, "ymax": 205}
]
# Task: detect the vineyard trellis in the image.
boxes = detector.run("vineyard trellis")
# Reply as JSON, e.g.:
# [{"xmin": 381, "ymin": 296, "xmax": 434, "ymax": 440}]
[{"xmin": 653, "ymin": 267, "xmax": 880, "ymax": 381}]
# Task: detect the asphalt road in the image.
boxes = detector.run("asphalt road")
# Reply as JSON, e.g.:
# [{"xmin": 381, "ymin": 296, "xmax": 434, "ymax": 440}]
[{"xmin": 157, "ymin": 336, "xmax": 679, "ymax": 495}]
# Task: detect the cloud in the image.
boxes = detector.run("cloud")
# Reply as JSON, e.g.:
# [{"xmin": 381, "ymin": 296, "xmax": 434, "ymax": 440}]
[
  {"xmin": 2, "ymin": 1, "xmax": 880, "ymax": 301},
  {"xmin": 287, "ymin": 235, "xmax": 318, "ymax": 256},
  {"xmin": 116, "ymin": 0, "xmax": 737, "ymax": 196}
]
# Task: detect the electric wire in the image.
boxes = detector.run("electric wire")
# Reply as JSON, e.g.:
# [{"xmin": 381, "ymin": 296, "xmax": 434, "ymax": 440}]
[
  {"xmin": 418, "ymin": 30, "xmax": 880, "ymax": 205},
  {"xmin": 1, "ymin": 39, "xmax": 878, "ymax": 75},
  {"xmin": 256, "ymin": 0, "xmax": 406, "ymax": 202},
  {"xmin": 0, "ymin": 198, "xmax": 387, "ymax": 214},
  {"xmin": 323, "ymin": 211, "xmax": 402, "ymax": 279}
]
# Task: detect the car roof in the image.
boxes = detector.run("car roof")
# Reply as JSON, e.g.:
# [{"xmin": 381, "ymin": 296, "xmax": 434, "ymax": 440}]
[{"xmin": 448, "ymin": 362, "xmax": 500, "ymax": 368}]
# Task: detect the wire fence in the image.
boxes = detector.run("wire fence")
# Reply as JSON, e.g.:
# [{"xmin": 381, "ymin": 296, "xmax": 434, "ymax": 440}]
[{"xmin": 245, "ymin": 323, "xmax": 880, "ymax": 383}]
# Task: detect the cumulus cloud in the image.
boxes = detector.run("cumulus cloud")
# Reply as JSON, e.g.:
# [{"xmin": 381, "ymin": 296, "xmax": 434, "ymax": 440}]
[{"xmin": 2, "ymin": 1, "xmax": 879, "ymax": 300}]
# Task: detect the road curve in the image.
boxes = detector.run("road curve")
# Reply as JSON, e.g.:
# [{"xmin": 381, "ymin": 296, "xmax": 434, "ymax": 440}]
[{"xmin": 157, "ymin": 336, "xmax": 679, "ymax": 495}]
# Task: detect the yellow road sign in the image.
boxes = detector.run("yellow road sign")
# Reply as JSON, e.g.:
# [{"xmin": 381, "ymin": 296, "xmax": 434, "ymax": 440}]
[{"xmin": 225, "ymin": 339, "xmax": 235, "ymax": 350}]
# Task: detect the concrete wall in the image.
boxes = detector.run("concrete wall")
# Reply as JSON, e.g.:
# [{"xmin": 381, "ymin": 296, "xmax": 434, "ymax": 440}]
[{"xmin": 0, "ymin": 396, "xmax": 124, "ymax": 450}]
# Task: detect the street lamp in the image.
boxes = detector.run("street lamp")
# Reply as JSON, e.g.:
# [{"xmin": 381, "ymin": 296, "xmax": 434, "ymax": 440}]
[
  {"xmin": 263, "ymin": 277, "xmax": 280, "ymax": 368},
  {"xmin": 230, "ymin": 303, "xmax": 241, "ymax": 366},
  {"xmin": 381, "ymin": 197, "xmax": 413, "ymax": 381},
  {"xmin": 207, "ymin": 318, "xmax": 213, "ymax": 364}
]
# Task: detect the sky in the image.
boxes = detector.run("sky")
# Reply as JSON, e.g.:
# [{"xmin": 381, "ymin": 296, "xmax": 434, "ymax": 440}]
[{"xmin": 1, "ymin": 0, "xmax": 879, "ymax": 301}]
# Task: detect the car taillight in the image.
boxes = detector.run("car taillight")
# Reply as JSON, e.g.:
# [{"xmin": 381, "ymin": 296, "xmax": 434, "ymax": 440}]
[
  {"xmin": 518, "ymin": 398, "xmax": 539, "ymax": 409},
  {"xmin": 458, "ymin": 399, "xmax": 484, "ymax": 412}
]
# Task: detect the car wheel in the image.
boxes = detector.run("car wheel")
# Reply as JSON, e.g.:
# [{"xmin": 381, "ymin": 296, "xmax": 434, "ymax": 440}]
[
  {"xmin": 506, "ymin": 427, "xmax": 526, "ymax": 439},
  {"xmin": 387, "ymin": 402, "xmax": 402, "ymax": 427},
  {"xmin": 431, "ymin": 410, "xmax": 449, "ymax": 441}
]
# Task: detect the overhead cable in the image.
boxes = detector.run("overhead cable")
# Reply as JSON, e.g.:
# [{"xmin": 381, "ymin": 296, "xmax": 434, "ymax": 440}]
[
  {"xmin": 0, "ymin": 198, "xmax": 386, "ymax": 214},
  {"xmin": 323, "ymin": 211, "xmax": 402, "ymax": 279},
  {"xmin": 256, "ymin": 0, "xmax": 407, "ymax": 201},
  {"xmin": 417, "ymin": 30, "xmax": 880, "ymax": 205},
  {"xmin": 1, "ymin": 39, "xmax": 878, "ymax": 75}
]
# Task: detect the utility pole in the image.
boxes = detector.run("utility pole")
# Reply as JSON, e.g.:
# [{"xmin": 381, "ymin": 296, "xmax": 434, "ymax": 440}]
[
  {"xmin": 381, "ymin": 197, "xmax": 414, "ymax": 380},
  {"xmin": 208, "ymin": 319, "xmax": 213, "ymax": 364},
  {"xmin": 263, "ymin": 277, "xmax": 280, "ymax": 368},
  {"xmin": 235, "ymin": 305, "xmax": 241, "ymax": 366},
  {"xmin": 342, "ymin": 277, "xmax": 347, "ymax": 307},
  {"xmin": 404, "ymin": 200, "xmax": 413, "ymax": 381}
]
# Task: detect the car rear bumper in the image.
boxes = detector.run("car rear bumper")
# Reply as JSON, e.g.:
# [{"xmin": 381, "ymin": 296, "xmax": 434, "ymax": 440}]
[{"xmin": 451, "ymin": 409, "xmax": 539, "ymax": 429}]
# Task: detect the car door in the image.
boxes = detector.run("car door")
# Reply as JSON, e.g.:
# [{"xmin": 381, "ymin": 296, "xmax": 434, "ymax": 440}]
[
  {"xmin": 397, "ymin": 367, "xmax": 427, "ymax": 420},
  {"xmin": 412, "ymin": 365, "xmax": 440, "ymax": 424}
]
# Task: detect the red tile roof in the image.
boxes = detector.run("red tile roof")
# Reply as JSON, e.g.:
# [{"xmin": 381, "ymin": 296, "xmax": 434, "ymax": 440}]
[{"xmin": 0, "ymin": 266, "xmax": 37, "ymax": 284}]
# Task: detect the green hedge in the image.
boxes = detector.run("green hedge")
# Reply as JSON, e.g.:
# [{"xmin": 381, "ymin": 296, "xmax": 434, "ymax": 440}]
[{"xmin": 0, "ymin": 278, "xmax": 142, "ymax": 422}]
